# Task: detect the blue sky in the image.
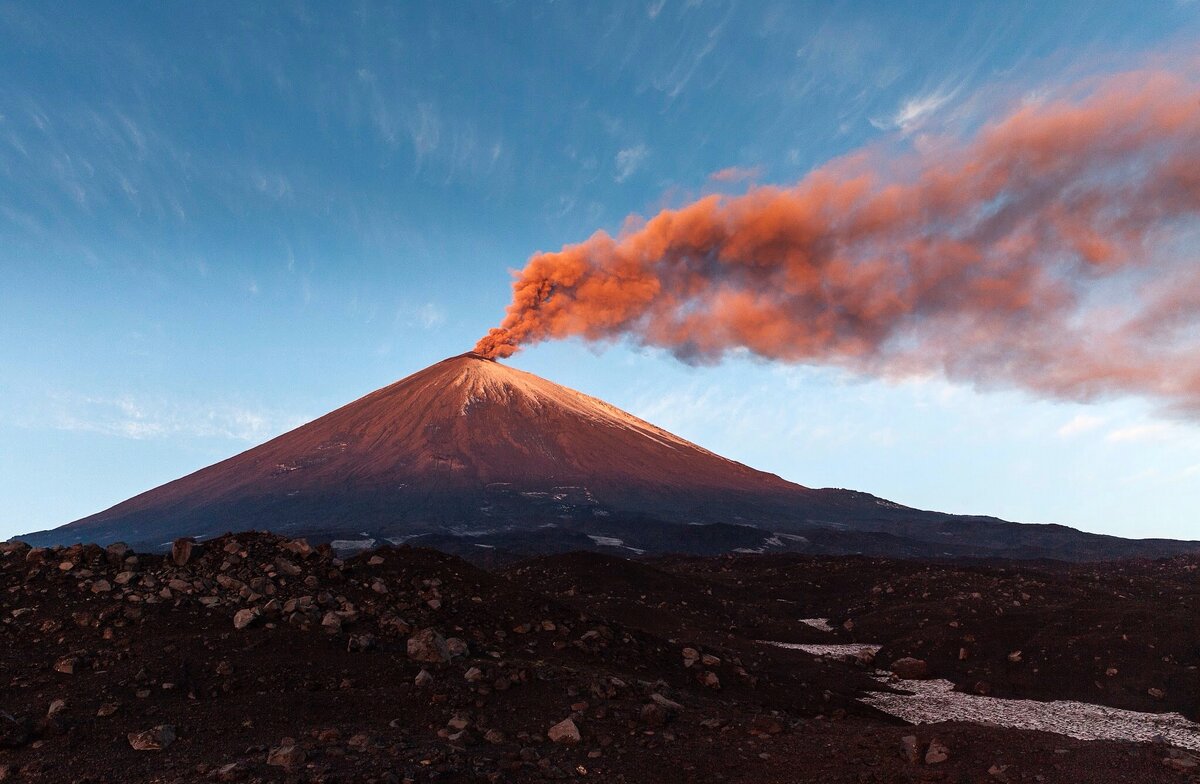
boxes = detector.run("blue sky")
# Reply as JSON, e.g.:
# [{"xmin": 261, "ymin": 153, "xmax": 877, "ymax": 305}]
[{"xmin": 3, "ymin": 1, "xmax": 1199, "ymax": 541}]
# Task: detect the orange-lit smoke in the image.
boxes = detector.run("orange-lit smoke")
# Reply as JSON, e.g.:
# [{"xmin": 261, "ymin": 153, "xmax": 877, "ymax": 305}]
[{"xmin": 475, "ymin": 67, "xmax": 1200, "ymax": 413}]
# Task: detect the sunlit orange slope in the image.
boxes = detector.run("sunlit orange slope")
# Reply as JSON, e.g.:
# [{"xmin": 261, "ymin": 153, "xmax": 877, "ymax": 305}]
[{"xmin": 36, "ymin": 354, "xmax": 842, "ymax": 547}]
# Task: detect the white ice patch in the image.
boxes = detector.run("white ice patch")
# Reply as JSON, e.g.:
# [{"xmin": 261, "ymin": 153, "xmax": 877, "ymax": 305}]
[
  {"xmin": 864, "ymin": 676, "xmax": 1200, "ymax": 752},
  {"xmin": 330, "ymin": 538, "xmax": 375, "ymax": 553},
  {"xmin": 760, "ymin": 641, "xmax": 881, "ymax": 659},
  {"xmin": 798, "ymin": 618, "xmax": 836, "ymax": 632},
  {"xmin": 587, "ymin": 535, "xmax": 646, "ymax": 555}
]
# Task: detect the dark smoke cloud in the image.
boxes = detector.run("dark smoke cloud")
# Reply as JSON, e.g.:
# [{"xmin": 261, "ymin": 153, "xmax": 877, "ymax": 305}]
[{"xmin": 476, "ymin": 66, "xmax": 1200, "ymax": 414}]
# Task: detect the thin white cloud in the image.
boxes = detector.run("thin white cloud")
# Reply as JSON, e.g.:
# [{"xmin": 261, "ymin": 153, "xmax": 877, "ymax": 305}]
[
  {"xmin": 1104, "ymin": 422, "xmax": 1180, "ymax": 444},
  {"xmin": 41, "ymin": 393, "xmax": 305, "ymax": 443},
  {"xmin": 1056, "ymin": 413, "xmax": 1106, "ymax": 438},
  {"xmin": 397, "ymin": 302, "xmax": 446, "ymax": 330},
  {"xmin": 871, "ymin": 88, "xmax": 958, "ymax": 132},
  {"xmin": 614, "ymin": 144, "xmax": 648, "ymax": 183}
]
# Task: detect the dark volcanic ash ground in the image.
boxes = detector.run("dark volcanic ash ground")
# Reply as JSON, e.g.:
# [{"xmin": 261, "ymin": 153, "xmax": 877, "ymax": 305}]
[{"xmin": 1, "ymin": 533, "xmax": 1198, "ymax": 783}]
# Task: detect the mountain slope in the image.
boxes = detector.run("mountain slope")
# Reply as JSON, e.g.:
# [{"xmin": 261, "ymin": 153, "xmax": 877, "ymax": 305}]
[
  {"xmin": 20, "ymin": 353, "xmax": 1200, "ymax": 560},
  {"xmin": 28, "ymin": 354, "xmax": 824, "ymax": 547}
]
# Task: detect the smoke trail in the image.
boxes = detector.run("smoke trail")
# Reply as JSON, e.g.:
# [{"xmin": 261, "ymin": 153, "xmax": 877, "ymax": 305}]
[{"xmin": 475, "ymin": 66, "xmax": 1200, "ymax": 414}]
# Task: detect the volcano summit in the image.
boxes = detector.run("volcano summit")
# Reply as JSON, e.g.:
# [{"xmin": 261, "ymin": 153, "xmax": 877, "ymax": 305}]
[{"xmin": 20, "ymin": 354, "xmax": 1199, "ymax": 560}]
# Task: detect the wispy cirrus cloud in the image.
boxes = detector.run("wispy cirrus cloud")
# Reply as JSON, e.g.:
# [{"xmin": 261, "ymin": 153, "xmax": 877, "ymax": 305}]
[
  {"xmin": 614, "ymin": 144, "xmax": 649, "ymax": 182},
  {"xmin": 397, "ymin": 301, "xmax": 446, "ymax": 330},
  {"xmin": 35, "ymin": 392, "xmax": 306, "ymax": 443},
  {"xmin": 871, "ymin": 86, "xmax": 960, "ymax": 132}
]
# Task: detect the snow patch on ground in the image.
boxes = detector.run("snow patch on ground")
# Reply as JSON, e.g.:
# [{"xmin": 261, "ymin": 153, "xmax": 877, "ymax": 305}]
[
  {"xmin": 798, "ymin": 618, "xmax": 836, "ymax": 632},
  {"xmin": 330, "ymin": 538, "xmax": 375, "ymax": 554},
  {"xmin": 864, "ymin": 676, "xmax": 1200, "ymax": 752},
  {"xmin": 587, "ymin": 535, "xmax": 646, "ymax": 555},
  {"xmin": 763, "ymin": 637, "xmax": 1200, "ymax": 751},
  {"xmin": 760, "ymin": 641, "xmax": 881, "ymax": 659}
]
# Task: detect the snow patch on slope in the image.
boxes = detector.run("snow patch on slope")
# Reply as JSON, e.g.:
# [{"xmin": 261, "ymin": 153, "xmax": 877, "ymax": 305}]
[{"xmin": 864, "ymin": 676, "xmax": 1200, "ymax": 751}]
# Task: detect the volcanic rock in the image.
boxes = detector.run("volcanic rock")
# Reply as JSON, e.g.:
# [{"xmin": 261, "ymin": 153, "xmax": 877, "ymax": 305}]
[
  {"xmin": 128, "ymin": 724, "xmax": 176, "ymax": 751},
  {"xmin": 407, "ymin": 628, "xmax": 451, "ymax": 663},
  {"xmin": 266, "ymin": 739, "xmax": 305, "ymax": 769},
  {"xmin": 891, "ymin": 657, "xmax": 930, "ymax": 680},
  {"xmin": 925, "ymin": 738, "xmax": 950, "ymax": 765},
  {"xmin": 547, "ymin": 718, "xmax": 581, "ymax": 745}
]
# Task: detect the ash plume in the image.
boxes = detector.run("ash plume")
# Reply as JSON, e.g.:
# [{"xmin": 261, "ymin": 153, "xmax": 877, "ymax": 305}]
[{"xmin": 475, "ymin": 66, "xmax": 1200, "ymax": 414}]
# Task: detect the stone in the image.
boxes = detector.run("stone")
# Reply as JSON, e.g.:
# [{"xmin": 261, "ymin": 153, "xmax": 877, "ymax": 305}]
[
  {"xmin": 641, "ymin": 702, "xmax": 668, "ymax": 726},
  {"xmin": 900, "ymin": 735, "xmax": 920, "ymax": 764},
  {"xmin": 464, "ymin": 666, "xmax": 483, "ymax": 682},
  {"xmin": 548, "ymin": 718, "xmax": 581, "ymax": 745},
  {"xmin": 105, "ymin": 542, "xmax": 130, "ymax": 560},
  {"xmin": 214, "ymin": 761, "xmax": 248, "ymax": 781},
  {"xmin": 681, "ymin": 647, "xmax": 700, "ymax": 668},
  {"xmin": 128, "ymin": 724, "xmax": 176, "ymax": 751},
  {"xmin": 1163, "ymin": 756, "xmax": 1199, "ymax": 772},
  {"xmin": 891, "ymin": 657, "xmax": 930, "ymax": 680},
  {"xmin": 171, "ymin": 538, "xmax": 195, "ymax": 567},
  {"xmin": 414, "ymin": 668, "xmax": 435, "ymax": 687},
  {"xmin": 321, "ymin": 611, "xmax": 343, "ymax": 634},
  {"xmin": 347, "ymin": 633, "xmax": 376, "ymax": 652},
  {"xmin": 54, "ymin": 656, "xmax": 78, "ymax": 675},
  {"xmin": 407, "ymin": 628, "xmax": 451, "ymax": 663},
  {"xmin": 0, "ymin": 713, "xmax": 30, "ymax": 749},
  {"xmin": 266, "ymin": 739, "xmax": 306, "ymax": 769},
  {"xmin": 925, "ymin": 738, "xmax": 950, "ymax": 765},
  {"xmin": 91, "ymin": 579, "xmax": 112, "ymax": 594},
  {"xmin": 232, "ymin": 609, "xmax": 258, "ymax": 630}
]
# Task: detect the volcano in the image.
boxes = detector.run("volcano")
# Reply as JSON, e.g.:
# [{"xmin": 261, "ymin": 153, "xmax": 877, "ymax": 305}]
[{"xmin": 20, "ymin": 354, "xmax": 1200, "ymax": 560}]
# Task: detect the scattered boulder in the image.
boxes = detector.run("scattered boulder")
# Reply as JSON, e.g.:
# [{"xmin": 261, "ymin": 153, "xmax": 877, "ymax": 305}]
[
  {"xmin": 266, "ymin": 738, "xmax": 306, "ymax": 769},
  {"xmin": 547, "ymin": 718, "xmax": 581, "ymax": 745},
  {"xmin": 925, "ymin": 738, "xmax": 950, "ymax": 765},
  {"xmin": 128, "ymin": 724, "xmax": 176, "ymax": 751},
  {"xmin": 171, "ymin": 538, "xmax": 195, "ymax": 567},
  {"xmin": 232, "ymin": 608, "xmax": 258, "ymax": 630},
  {"xmin": 407, "ymin": 628, "xmax": 451, "ymax": 663},
  {"xmin": 891, "ymin": 657, "xmax": 930, "ymax": 680}
]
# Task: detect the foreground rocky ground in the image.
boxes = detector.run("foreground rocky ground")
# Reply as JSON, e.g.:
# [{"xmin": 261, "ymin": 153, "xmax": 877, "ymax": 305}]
[{"xmin": 0, "ymin": 533, "xmax": 1196, "ymax": 783}]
